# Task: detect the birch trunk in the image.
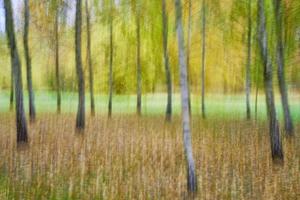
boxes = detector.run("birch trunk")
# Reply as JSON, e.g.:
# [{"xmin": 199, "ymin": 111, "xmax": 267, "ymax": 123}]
[{"xmin": 175, "ymin": 0, "xmax": 197, "ymax": 192}]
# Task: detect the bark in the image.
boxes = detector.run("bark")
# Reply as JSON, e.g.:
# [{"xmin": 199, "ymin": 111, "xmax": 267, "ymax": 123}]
[
  {"xmin": 201, "ymin": 0, "xmax": 206, "ymax": 119},
  {"xmin": 55, "ymin": 9, "xmax": 61, "ymax": 114},
  {"xmin": 246, "ymin": 0, "xmax": 252, "ymax": 120},
  {"xmin": 136, "ymin": 4, "xmax": 142, "ymax": 116},
  {"xmin": 75, "ymin": 0, "xmax": 85, "ymax": 130},
  {"xmin": 162, "ymin": 0, "xmax": 172, "ymax": 121},
  {"xmin": 175, "ymin": 0, "xmax": 197, "ymax": 192},
  {"xmin": 23, "ymin": 0, "xmax": 36, "ymax": 122},
  {"xmin": 4, "ymin": 0, "xmax": 28, "ymax": 143},
  {"xmin": 85, "ymin": 0, "xmax": 95, "ymax": 116},
  {"xmin": 10, "ymin": 68, "xmax": 13, "ymax": 111},
  {"xmin": 108, "ymin": 0, "xmax": 113, "ymax": 118},
  {"xmin": 273, "ymin": 0, "xmax": 294, "ymax": 135},
  {"xmin": 186, "ymin": 0, "xmax": 192, "ymax": 115},
  {"xmin": 257, "ymin": 0, "xmax": 283, "ymax": 161}
]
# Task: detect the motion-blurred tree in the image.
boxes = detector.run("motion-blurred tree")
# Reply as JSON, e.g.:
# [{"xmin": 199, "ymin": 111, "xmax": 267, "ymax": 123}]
[
  {"xmin": 175, "ymin": 0, "xmax": 197, "ymax": 193},
  {"xmin": 23, "ymin": 0, "xmax": 36, "ymax": 122},
  {"xmin": 257, "ymin": 0, "xmax": 283, "ymax": 161},
  {"xmin": 273, "ymin": 0, "xmax": 294, "ymax": 136},
  {"xmin": 85, "ymin": 0, "xmax": 95, "ymax": 116},
  {"xmin": 4, "ymin": 0, "xmax": 28, "ymax": 143},
  {"xmin": 162, "ymin": 0, "xmax": 172, "ymax": 121},
  {"xmin": 75, "ymin": 0, "xmax": 85, "ymax": 130}
]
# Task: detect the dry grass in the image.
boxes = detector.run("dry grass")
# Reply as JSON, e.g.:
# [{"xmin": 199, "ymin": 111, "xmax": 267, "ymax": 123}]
[{"xmin": 0, "ymin": 114, "xmax": 299, "ymax": 199}]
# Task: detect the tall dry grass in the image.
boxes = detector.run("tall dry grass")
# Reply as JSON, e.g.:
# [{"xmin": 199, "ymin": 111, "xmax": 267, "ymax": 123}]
[{"xmin": 0, "ymin": 114, "xmax": 299, "ymax": 199}]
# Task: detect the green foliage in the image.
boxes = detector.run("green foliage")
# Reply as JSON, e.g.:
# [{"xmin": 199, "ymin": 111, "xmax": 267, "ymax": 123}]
[{"xmin": 0, "ymin": 0, "xmax": 299, "ymax": 94}]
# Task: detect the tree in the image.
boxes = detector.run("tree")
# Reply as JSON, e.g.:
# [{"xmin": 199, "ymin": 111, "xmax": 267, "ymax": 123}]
[
  {"xmin": 136, "ymin": 0, "xmax": 142, "ymax": 116},
  {"xmin": 54, "ymin": 3, "xmax": 61, "ymax": 114},
  {"xmin": 257, "ymin": 0, "xmax": 283, "ymax": 161},
  {"xmin": 75, "ymin": 0, "xmax": 85, "ymax": 130},
  {"xmin": 186, "ymin": 0, "xmax": 192, "ymax": 115},
  {"xmin": 201, "ymin": 0, "xmax": 206, "ymax": 119},
  {"xmin": 162, "ymin": 0, "xmax": 172, "ymax": 121},
  {"xmin": 108, "ymin": 0, "xmax": 114, "ymax": 118},
  {"xmin": 273, "ymin": 0, "xmax": 294, "ymax": 135},
  {"xmin": 245, "ymin": 0, "xmax": 252, "ymax": 120},
  {"xmin": 23, "ymin": 0, "xmax": 36, "ymax": 122},
  {"xmin": 85, "ymin": 0, "xmax": 95, "ymax": 116},
  {"xmin": 10, "ymin": 68, "xmax": 13, "ymax": 111},
  {"xmin": 4, "ymin": 0, "xmax": 28, "ymax": 143},
  {"xmin": 174, "ymin": 0, "xmax": 197, "ymax": 192}
]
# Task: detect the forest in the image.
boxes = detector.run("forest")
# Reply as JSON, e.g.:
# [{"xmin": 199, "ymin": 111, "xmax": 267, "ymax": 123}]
[{"xmin": 0, "ymin": 0, "xmax": 299, "ymax": 199}]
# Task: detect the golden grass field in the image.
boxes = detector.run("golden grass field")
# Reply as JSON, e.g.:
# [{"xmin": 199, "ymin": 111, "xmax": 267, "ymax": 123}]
[{"xmin": 0, "ymin": 114, "xmax": 299, "ymax": 199}]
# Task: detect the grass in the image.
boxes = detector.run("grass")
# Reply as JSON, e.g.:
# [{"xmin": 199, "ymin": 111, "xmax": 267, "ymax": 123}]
[
  {"xmin": 0, "ymin": 90, "xmax": 300, "ymax": 121},
  {"xmin": 0, "ymin": 114, "xmax": 299, "ymax": 199},
  {"xmin": 0, "ymin": 91, "xmax": 299, "ymax": 199}
]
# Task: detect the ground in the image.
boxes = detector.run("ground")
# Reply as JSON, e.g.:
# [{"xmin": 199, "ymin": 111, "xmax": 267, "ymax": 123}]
[{"xmin": 0, "ymin": 113, "xmax": 299, "ymax": 199}]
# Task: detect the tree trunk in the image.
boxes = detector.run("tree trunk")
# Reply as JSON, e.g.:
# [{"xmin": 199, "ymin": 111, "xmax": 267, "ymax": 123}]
[
  {"xmin": 4, "ymin": 0, "xmax": 28, "ymax": 143},
  {"xmin": 55, "ymin": 8, "xmax": 61, "ymax": 114},
  {"xmin": 85, "ymin": 0, "xmax": 95, "ymax": 116},
  {"xmin": 136, "ymin": 4, "xmax": 142, "ymax": 116},
  {"xmin": 257, "ymin": 0, "xmax": 283, "ymax": 161},
  {"xmin": 175, "ymin": 0, "xmax": 197, "ymax": 193},
  {"xmin": 201, "ymin": 0, "xmax": 206, "ymax": 119},
  {"xmin": 23, "ymin": 0, "xmax": 36, "ymax": 122},
  {"xmin": 246, "ymin": 0, "xmax": 252, "ymax": 120},
  {"xmin": 10, "ymin": 68, "xmax": 13, "ymax": 111},
  {"xmin": 75, "ymin": 0, "xmax": 85, "ymax": 130},
  {"xmin": 273, "ymin": 0, "xmax": 294, "ymax": 136},
  {"xmin": 186, "ymin": 0, "xmax": 192, "ymax": 115},
  {"xmin": 162, "ymin": 0, "xmax": 172, "ymax": 121},
  {"xmin": 108, "ymin": 0, "xmax": 113, "ymax": 118}
]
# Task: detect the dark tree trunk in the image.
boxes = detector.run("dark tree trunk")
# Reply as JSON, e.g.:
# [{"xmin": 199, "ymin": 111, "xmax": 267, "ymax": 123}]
[
  {"xmin": 175, "ymin": 0, "xmax": 197, "ymax": 193},
  {"xmin": 162, "ymin": 0, "xmax": 172, "ymax": 121},
  {"xmin": 255, "ymin": 63, "xmax": 259, "ymax": 120},
  {"xmin": 23, "ymin": 0, "xmax": 36, "ymax": 122},
  {"xmin": 85, "ymin": 0, "xmax": 95, "ymax": 116},
  {"xmin": 257, "ymin": 0, "xmax": 283, "ymax": 161},
  {"xmin": 10, "ymin": 68, "xmax": 13, "ymax": 111},
  {"xmin": 246, "ymin": 0, "xmax": 252, "ymax": 120},
  {"xmin": 4, "ymin": 0, "xmax": 28, "ymax": 143},
  {"xmin": 75, "ymin": 0, "xmax": 85, "ymax": 130},
  {"xmin": 108, "ymin": 0, "xmax": 113, "ymax": 118},
  {"xmin": 186, "ymin": 0, "xmax": 192, "ymax": 115},
  {"xmin": 273, "ymin": 0, "xmax": 294, "ymax": 136},
  {"xmin": 136, "ymin": 4, "xmax": 142, "ymax": 116},
  {"xmin": 201, "ymin": 0, "xmax": 206, "ymax": 119},
  {"xmin": 55, "ymin": 8, "xmax": 61, "ymax": 114}
]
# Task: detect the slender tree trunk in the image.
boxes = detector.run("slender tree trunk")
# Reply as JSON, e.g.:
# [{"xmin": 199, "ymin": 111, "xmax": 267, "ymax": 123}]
[
  {"xmin": 246, "ymin": 0, "xmax": 252, "ymax": 120},
  {"xmin": 108, "ymin": 0, "xmax": 113, "ymax": 118},
  {"xmin": 257, "ymin": 0, "xmax": 283, "ymax": 161},
  {"xmin": 175, "ymin": 0, "xmax": 197, "ymax": 193},
  {"xmin": 23, "ymin": 0, "xmax": 36, "ymax": 122},
  {"xmin": 273, "ymin": 0, "xmax": 294, "ymax": 136},
  {"xmin": 186, "ymin": 0, "xmax": 192, "ymax": 115},
  {"xmin": 162, "ymin": 0, "xmax": 172, "ymax": 121},
  {"xmin": 255, "ymin": 63, "xmax": 259, "ymax": 120},
  {"xmin": 4, "ymin": 0, "xmax": 28, "ymax": 143},
  {"xmin": 201, "ymin": 0, "xmax": 206, "ymax": 119},
  {"xmin": 10, "ymin": 68, "xmax": 13, "ymax": 111},
  {"xmin": 55, "ymin": 9, "xmax": 61, "ymax": 114},
  {"xmin": 85, "ymin": 0, "xmax": 95, "ymax": 116},
  {"xmin": 136, "ymin": 4, "xmax": 142, "ymax": 116},
  {"xmin": 75, "ymin": 0, "xmax": 85, "ymax": 130}
]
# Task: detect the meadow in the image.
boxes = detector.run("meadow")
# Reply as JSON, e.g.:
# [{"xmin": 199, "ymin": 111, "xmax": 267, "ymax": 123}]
[
  {"xmin": 0, "ymin": 92, "xmax": 299, "ymax": 199},
  {"xmin": 0, "ymin": 91, "xmax": 300, "ymax": 120}
]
